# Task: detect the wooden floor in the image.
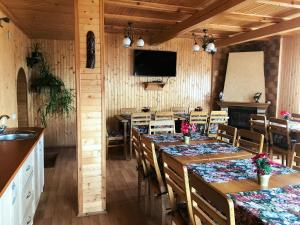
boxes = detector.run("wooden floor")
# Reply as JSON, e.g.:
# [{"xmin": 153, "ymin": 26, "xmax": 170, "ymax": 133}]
[{"xmin": 34, "ymin": 147, "xmax": 158, "ymax": 225}]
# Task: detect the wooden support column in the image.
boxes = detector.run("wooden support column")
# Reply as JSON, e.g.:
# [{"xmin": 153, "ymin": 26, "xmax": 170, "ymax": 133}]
[{"xmin": 75, "ymin": 0, "xmax": 106, "ymax": 215}]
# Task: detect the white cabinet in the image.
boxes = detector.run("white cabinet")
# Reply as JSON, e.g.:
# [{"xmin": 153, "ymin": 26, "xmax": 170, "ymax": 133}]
[{"xmin": 0, "ymin": 135, "xmax": 44, "ymax": 225}]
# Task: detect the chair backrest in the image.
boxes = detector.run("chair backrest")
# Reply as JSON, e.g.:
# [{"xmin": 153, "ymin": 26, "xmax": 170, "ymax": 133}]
[
  {"xmin": 121, "ymin": 107, "xmax": 137, "ymax": 115},
  {"xmin": 291, "ymin": 113, "xmax": 300, "ymax": 122},
  {"xmin": 171, "ymin": 107, "xmax": 187, "ymax": 114},
  {"xmin": 186, "ymin": 171, "xmax": 235, "ymax": 225},
  {"xmin": 250, "ymin": 114, "xmax": 268, "ymax": 138},
  {"xmin": 132, "ymin": 128, "xmax": 147, "ymax": 175},
  {"xmin": 149, "ymin": 120, "xmax": 175, "ymax": 134},
  {"xmin": 217, "ymin": 124, "xmax": 237, "ymax": 146},
  {"xmin": 131, "ymin": 112, "xmax": 151, "ymax": 134},
  {"xmin": 190, "ymin": 111, "xmax": 209, "ymax": 134},
  {"xmin": 162, "ymin": 153, "xmax": 186, "ymax": 211},
  {"xmin": 290, "ymin": 143, "xmax": 300, "ymax": 170},
  {"xmin": 236, "ymin": 129, "xmax": 264, "ymax": 154},
  {"xmin": 269, "ymin": 117, "xmax": 291, "ymax": 150},
  {"xmin": 208, "ymin": 111, "xmax": 229, "ymax": 137},
  {"xmin": 140, "ymin": 135, "xmax": 165, "ymax": 193},
  {"xmin": 155, "ymin": 111, "xmax": 174, "ymax": 121}
]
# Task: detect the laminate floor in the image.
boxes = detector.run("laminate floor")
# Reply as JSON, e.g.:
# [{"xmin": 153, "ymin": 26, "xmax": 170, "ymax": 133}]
[{"xmin": 34, "ymin": 147, "xmax": 158, "ymax": 225}]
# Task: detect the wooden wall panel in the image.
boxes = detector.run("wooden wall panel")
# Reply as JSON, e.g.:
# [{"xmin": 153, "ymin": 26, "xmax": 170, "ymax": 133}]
[
  {"xmin": 31, "ymin": 39, "xmax": 76, "ymax": 147},
  {"xmin": 75, "ymin": 0, "xmax": 106, "ymax": 215},
  {"xmin": 105, "ymin": 33, "xmax": 212, "ymax": 128},
  {"xmin": 0, "ymin": 8, "xmax": 31, "ymax": 127},
  {"xmin": 278, "ymin": 34, "xmax": 300, "ymax": 114}
]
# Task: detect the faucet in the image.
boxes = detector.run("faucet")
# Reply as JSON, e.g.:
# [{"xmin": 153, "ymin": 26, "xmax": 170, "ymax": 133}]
[{"xmin": 0, "ymin": 115, "xmax": 10, "ymax": 134}]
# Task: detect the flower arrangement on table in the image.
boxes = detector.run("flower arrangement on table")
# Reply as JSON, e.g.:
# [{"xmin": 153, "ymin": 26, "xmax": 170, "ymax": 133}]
[
  {"xmin": 252, "ymin": 153, "xmax": 276, "ymax": 186},
  {"xmin": 280, "ymin": 110, "xmax": 290, "ymax": 120},
  {"xmin": 181, "ymin": 121, "xmax": 196, "ymax": 144}
]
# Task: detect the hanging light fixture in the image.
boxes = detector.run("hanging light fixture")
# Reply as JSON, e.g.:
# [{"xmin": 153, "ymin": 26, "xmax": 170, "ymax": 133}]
[
  {"xmin": 192, "ymin": 33, "xmax": 201, "ymax": 52},
  {"xmin": 123, "ymin": 22, "xmax": 144, "ymax": 48},
  {"xmin": 202, "ymin": 29, "xmax": 217, "ymax": 54},
  {"xmin": 192, "ymin": 29, "xmax": 217, "ymax": 54}
]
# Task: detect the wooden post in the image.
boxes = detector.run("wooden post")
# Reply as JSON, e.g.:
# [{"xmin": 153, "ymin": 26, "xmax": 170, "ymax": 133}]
[{"xmin": 75, "ymin": 0, "xmax": 106, "ymax": 215}]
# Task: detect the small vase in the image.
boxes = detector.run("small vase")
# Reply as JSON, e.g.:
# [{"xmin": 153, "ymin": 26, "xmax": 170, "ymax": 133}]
[
  {"xmin": 258, "ymin": 174, "xmax": 271, "ymax": 187},
  {"xmin": 184, "ymin": 136, "xmax": 190, "ymax": 144}
]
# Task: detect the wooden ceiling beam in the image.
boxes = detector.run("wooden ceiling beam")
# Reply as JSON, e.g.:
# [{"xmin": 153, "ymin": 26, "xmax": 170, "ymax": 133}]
[
  {"xmin": 105, "ymin": 0, "xmax": 198, "ymax": 14},
  {"xmin": 217, "ymin": 16, "xmax": 300, "ymax": 47},
  {"xmin": 226, "ymin": 12, "xmax": 285, "ymax": 23},
  {"xmin": 205, "ymin": 23, "xmax": 252, "ymax": 32},
  {"xmin": 257, "ymin": 0, "xmax": 300, "ymax": 9},
  {"xmin": 104, "ymin": 13, "xmax": 178, "ymax": 25},
  {"xmin": 150, "ymin": 0, "xmax": 254, "ymax": 45}
]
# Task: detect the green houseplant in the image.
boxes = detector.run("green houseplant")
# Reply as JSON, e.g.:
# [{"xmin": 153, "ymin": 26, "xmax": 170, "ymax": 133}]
[{"xmin": 28, "ymin": 44, "xmax": 74, "ymax": 126}]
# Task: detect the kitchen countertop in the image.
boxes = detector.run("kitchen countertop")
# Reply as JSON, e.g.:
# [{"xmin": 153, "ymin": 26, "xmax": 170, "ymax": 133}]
[{"xmin": 0, "ymin": 127, "xmax": 44, "ymax": 197}]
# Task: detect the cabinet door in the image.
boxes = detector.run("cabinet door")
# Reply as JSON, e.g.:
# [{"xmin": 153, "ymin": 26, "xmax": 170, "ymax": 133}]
[
  {"xmin": 39, "ymin": 135, "xmax": 44, "ymax": 191},
  {"xmin": 34, "ymin": 145, "xmax": 40, "ymax": 210},
  {"xmin": 0, "ymin": 183, "xmax": 12, "ymax": 225},
  {"xmin": 0, "ymin": 173, "xmax": 20, "ymax": 225}
]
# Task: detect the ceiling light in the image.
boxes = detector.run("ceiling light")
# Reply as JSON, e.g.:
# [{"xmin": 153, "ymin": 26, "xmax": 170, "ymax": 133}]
[
  {"xmin": 193, "ymin": 29, "xmax": 217, "ymax": 55},
  {"xmin": 122, "ymin": 22, "xmax": 144, "ymax": 48}
]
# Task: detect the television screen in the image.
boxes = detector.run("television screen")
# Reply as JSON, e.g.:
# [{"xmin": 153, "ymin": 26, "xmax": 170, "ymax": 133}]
[{"xmin": 133, "ymin": 50, "xmax": 177, "ymax": 76}]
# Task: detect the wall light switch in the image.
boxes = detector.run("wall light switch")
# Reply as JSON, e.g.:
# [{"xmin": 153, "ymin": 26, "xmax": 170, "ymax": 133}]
[{"xmin": 11, "ymin": 113, "xmax": 17, "ymax": 120}]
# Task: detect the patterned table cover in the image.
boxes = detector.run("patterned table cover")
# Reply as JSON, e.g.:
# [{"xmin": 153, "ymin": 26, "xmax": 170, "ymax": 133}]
[
  {"xmin": 145, "ymin": 132, "xmax": 212, "ymax": 144},
  {"xmin": 229, "ymin": 184, "xmax": 300, "ymax": 225},
  {"xmin": 188, "ymin": 159, "xmax": 297, "ymax": 183},
  {"xmin": 160, "ymin": 142, "xmax": 241, "ymax": 157}
]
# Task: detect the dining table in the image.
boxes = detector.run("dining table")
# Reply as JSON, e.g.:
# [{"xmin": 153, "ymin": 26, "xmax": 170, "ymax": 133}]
[{"xmin": 188, "ymin": 158, "xmax": 300, "ymax": 225}]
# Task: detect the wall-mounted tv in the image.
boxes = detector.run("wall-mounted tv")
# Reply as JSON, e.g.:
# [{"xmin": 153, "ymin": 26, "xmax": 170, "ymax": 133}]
[{"xmin": 133, "ymin": 50, "xmax": 177, "ymax": 77}]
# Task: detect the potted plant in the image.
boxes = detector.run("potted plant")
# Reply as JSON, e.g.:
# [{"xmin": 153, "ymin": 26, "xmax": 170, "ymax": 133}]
[
  {"xmin": 280, "ymin": 110, "xmax": 290, "ymax": 120},
  {"xmin": 181, "ymin": 121, "xmax": 196, "ymax": 144},
  {"xmin": 252, "ymin": 153, "xmax": 273, "ymax": 187}
]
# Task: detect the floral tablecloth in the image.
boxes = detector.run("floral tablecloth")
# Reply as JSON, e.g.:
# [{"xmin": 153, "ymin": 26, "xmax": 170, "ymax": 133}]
[
  {"xmin": 229, "ymin": 184, "xmax": 300, "ymax": 225},
  {"xmin": 188, "ymin": 159, "xmax": 297, "ymax": 183},
  {"xmin": 145, "ymin": 133, "xmax": 212, "ymax": 144},
  {"xmin": 161, "ymin": 142, "xmax": 240, "ymax": 157}
]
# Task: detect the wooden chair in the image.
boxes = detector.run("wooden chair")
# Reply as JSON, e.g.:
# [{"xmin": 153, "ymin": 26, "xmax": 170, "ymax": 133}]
[
  {"xmin": 250, "ymin": 114, "xmax": 269, "ymax": 152},
  {"xmin": 290, "ymin": 143, "xmax": 300, "ymax": 170},
  {"xmin": 291, "ymin": 113, "xmax": 300, "ymax": 122},
  {"xmin": 207, "ymin": 111, "xmax": 229, "ymax": 137},
  {"xmin": 171, "ymin": 107, "xmax": 187, "ymax": 114},
  {"xmin": 140, "ymin": 135, "xmax": 169, "ymax": 225},
  {"xmin": 106, "ymin": 129, "xmax": 126, "ymax": 159},
  {"xmin": 149, "ymin": 107, "xmax": 158, "ymax": 113},
  {"xmin": 269, "ymin": 117, "xmax": 293, "ymax": 166},
  {"xmin": 162, "ymin": 153, "xmax": 189, "ymax": 225},
  {"xmin": 120, "ymin": 107, "xmax": 137, "ymax": 115},
  {"xmin": 130, "ymin": 112, "xmax": 151, "ymax": 159},
  {"xmin": 189, "ymin": 111, "xmax": 208, "ymax": 135},
  {"xmin": 149, "ymin": 120, "xmax": 175, "ymax": 135},
  {"xmin": 216, "ymin": 124, "xmax": 237, "ymax": 146},
  {"xmin": 132, "ymin": 128, "xmax": 148, "ymax": 201},
  {"xmin": 155, "ymin": 111, "xmax": 174, "ymax": 120},
  {"xmin": 236, "ymin": 129, "xmax": 264, "ymax": 154},
  {"xmin": 186, "ymin": 170, "xmax": 235, "ymax": 225}
]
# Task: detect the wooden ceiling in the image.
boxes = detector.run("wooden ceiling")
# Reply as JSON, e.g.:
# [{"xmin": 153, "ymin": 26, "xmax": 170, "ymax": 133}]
[{"xmin": 1, "ymin": 0, "xmax": 300, "ymax": 46}]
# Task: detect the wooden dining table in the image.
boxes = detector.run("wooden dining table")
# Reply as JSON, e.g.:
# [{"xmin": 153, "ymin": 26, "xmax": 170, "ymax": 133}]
[
  {"xmin": 143, "ymin": 133, "xmax": 253, "ymax": 165},
  {"xmin": 188, "ymin": 158, "xmax": 300, "ymax": 225}
]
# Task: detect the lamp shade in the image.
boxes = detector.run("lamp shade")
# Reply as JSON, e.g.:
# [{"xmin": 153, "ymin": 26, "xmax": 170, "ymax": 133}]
[
  {"xmin": 123, "ymin": 36, "xmax": 132, "ymax": 48},
  {"xmin": 136, "ymin": 38, "xmax": 145, "ymax": 47},
  {"xmin": 192, "ymin": 43, "xmax": 201, "ymax": 52},
  {"xmin": 205, "ymin": 42, "xmax": 216, "ymax": 53}
]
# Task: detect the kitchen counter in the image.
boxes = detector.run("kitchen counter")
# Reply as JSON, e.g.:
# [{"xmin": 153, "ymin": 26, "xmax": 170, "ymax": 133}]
[{"xmin": 0, "ymin": 127, "xmax": 44, "ymax": 197}]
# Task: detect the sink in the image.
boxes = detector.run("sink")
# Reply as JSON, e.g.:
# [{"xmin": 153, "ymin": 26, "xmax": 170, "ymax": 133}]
[{"xmin": 0, "ymin": 131, "xmax": 36, "ymax": 141}]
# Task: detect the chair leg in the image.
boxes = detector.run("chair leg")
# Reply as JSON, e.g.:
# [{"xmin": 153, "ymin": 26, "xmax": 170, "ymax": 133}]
[
  {"xmin": 281, "ymin": 154, "xmax": 285, "ymax": 165},
  {"xmin": 137, "ymin": 172, "xmax": 142, "ymax": 201},
  {"xmin": 129, "ymin": 134, "xmax": 133, "ymax": 160},
  {"xmin": 161, "ymin": 194, "xmax": 169, "ymax": 225},
  {"xmin": 106, "ymin": 138, "xmax": 109, "ymax": 160}
]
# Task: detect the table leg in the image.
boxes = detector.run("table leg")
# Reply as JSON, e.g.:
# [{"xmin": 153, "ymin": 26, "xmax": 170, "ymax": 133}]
[{"xmin": 123, "ymin": 121, "xmax": 128, "ymax": 160}]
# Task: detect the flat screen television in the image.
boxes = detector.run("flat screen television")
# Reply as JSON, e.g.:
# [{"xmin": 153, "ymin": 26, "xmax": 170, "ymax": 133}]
[{"xmin": 133, "ymin": 50, "xmax": 177, "ymax": 77}]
